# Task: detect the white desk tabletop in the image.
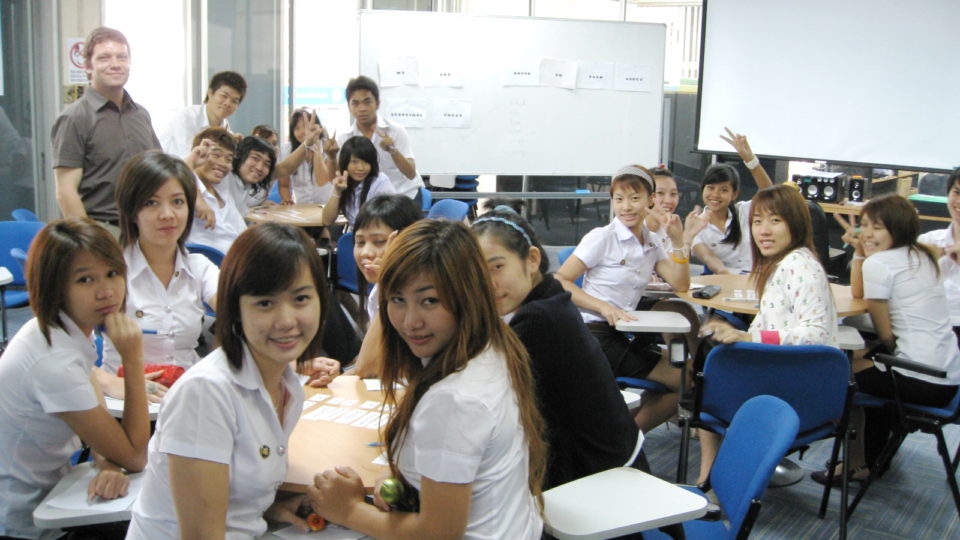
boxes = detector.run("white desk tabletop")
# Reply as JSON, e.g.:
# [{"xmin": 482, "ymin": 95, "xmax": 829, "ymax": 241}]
[
  {"xmin": 0, "ymin": 266, "xmax": 12, "ymax": 286},
  {"xmin": 104, "ymin": 396, "xmax": 160, "ymax": 420},
  {"xmin": 34, "ymin": 461, "xmax": 144, "ymax": 529},
  {"xmin": 544, "ymin": 466, "xmax": 708, "ymax": 539},
  {"xmin": 615, "ymin": 311, "xmax": 691, "ymax": 333},
  {"xmin": 838, "ymin": 325, "xmax": 865, "ymax": 351}
]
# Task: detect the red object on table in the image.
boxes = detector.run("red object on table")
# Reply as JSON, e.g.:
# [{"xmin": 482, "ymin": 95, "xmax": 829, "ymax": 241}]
[{"xmin": 117, "ymin": 364, "xmax": 185, "ymax": 388}]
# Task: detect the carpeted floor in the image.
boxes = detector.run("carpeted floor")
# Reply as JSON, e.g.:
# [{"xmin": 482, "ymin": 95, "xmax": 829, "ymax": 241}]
[{"xmin": 642, "ymin": 419, "xmax": 960, "ymax": 539}]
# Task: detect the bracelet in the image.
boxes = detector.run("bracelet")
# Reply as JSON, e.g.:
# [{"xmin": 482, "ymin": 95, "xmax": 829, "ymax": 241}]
[
  {"xmin": 853, "ymin": 255, "xmax": 866, "ymax": 261},
  {"xmin": 744, "ymin": 156, "xmax": 760, "ymax": 170},
  {"xmin": 671, "ymin": 253, "xmax": 690, "ymax": 264}
]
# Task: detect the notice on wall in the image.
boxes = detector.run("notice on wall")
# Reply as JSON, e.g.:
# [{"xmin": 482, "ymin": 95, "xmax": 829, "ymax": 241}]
[
  {"xmin": 615, "ymin": 63, "xmax": 653, "ymax": 92},
  {"xmin": 378, "ymin": 57, "xmax": 419, "ymax": 87},
  {"xmin": 421, "ymin": 61, "xmax": 464, "ymax": 87},
  {"xmin": 65, "ymin": 38, "xmax": 87, "ymax": 84},
  {"xmin": 382, "ymin": 98, "xmax": 428, "ymax": 128},
  {"xmin": 432, "ymin": 99, "xmax": 472, "ymax": 129},
  {"xmin": 539, "ymin": 58, "xmax": 578, "ymax": 90},
  {"xmin": 576, "ymin": 61, "xmax": 614, "ymax": 90},
  {"xmin": 501, "ymin": 59, "xmax": 541, "ymax": 86}
]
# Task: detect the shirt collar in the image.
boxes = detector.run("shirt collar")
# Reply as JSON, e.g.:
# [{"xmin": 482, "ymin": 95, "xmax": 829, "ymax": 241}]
[
  {"xmin": 85, "ymin": 85, "xmax": 135, "ymax": 112},
  {"xmin": 126, "ymin": 242, "xmax": 193, "ymax": 282},
  {"xmin": 348, "ymin": 115, "xmax": 389, "ymax": 135},
  {"xmin": 232, "ymin": 343, "xmax": 301, "ymax": 394},
  {"xmin": 58, "ymin": 311, "xmax": 98, "ymax": 364}
]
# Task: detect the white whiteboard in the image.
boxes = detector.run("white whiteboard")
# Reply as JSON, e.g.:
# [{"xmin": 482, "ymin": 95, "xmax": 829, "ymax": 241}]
[
  {"xmin": 697, "ymin": 0, "xmax": 960, "ymax": 171},
  {"xmin": 359, "ymin": 11, "xmax": 665, "ymax": 176}
]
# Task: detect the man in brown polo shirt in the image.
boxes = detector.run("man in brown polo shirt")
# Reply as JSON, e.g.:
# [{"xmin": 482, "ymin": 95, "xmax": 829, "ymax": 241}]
[{"xmin": 51, "ymin": 26, "xmax": 160, "ymax": 233}]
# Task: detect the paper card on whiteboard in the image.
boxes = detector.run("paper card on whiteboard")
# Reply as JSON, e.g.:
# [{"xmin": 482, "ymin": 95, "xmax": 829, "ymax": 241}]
[
  {"xmin": 615, "ymin": 63, "xmax": 653, "ymax": 92},
  {"xmin": 382, "ymin": 99, "xmax": 428, "ymax": 129},
  {"xmin": 432, "ymin": 99, "xmax": 472, "ymax": 129},
  {"xmin": 502, "ymin": 59, "xmax": 540, "ymax": 86},
  {"xmin": 378, "ymin": 57, "xmax": 419, "ymax": 87},
  {"xmin": 539, "ymin": 58, "xmax": 577, "ymax": 90},
  {"xmin": 576, "ymin": 61, "xmax": 614, "ymax": 90},
  {"xmin": 421, "ymin": 62, "xmax": 464, "ymax": 87}
]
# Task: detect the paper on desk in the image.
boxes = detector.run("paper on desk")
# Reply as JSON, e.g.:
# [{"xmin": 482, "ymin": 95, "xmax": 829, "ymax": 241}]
[
  {"xmin": 335, "ymin": 409, "xmax": 368, "ymax": 425},
  {"xmin": 362, "ymin": 379, "xmax": 383, "ymax": 392},
  {"xmin": 272, "ymin": 523, "xmax": 367, "ymax": 539},
  {"xmin": 372, "ymin": 452, "xmax": 389, "ymax": 466},
  {"xmin": 46, "ymin": 466, "xmax": 144, "ymax": 512},
  {"xmin": 103, "ymin": 396, "xmax": 160, "ymax": 416},
  {"xmin": 359, "ymin": 400, "xmax": 380, "ymax": 410}
]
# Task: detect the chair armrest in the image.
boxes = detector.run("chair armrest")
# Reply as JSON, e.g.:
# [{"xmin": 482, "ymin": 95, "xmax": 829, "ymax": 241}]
[
  {"xmin": 874, "ymin": 353, "xmax": 947, "ymax": 379},
  {"xmin": 616, "ymin": 377, "xmax": 670, "ymax": 394}
]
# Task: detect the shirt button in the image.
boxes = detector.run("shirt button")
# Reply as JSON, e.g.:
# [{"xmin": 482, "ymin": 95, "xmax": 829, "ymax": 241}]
[
  {"xmin": 165, "ymin": 305, "xmax": 172, "ymax": 313},
  {"xmin": 167, "ymin": 331, "xmax": 175, "ymax": 338},
  {"xmin": 278, "ymin": 445, "xmax": 286, "ymax": 456},
  {"xmin": 174, "ymin": 271, "xmax": 180, "ymax": 278}
]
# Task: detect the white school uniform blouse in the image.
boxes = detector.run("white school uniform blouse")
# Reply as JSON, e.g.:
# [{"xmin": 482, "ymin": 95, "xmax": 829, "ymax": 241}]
[
  {"xmin": 221, "ymin": 171, "xmax": 271, "ymax": 215},
  {"xmin": 863, "ymin": 246, "xmax": 960, "ymax": 386},
  {"xmin": 337, "ymin": 116, "xmax": 424, "ymax": 199},
  {"xmin": 127, "ymin": 345, "xmax": 304, "ymax": 539},
  {"xmin": 187, "ymin": 174, "xmax": 249, "ymax": 255},
  {"xmin": 280, "ymin": 142, "xmax": 333, "ymax": 205},
  {"xmin": 159, "ymin": 104, "xmax": 230, "ymax": 160},
  {"xmin": 692, "ymin": 200, "xmax": 753, "ymax": 274},
  {"xmin": 397, "ymin": 347, "xmax": 542, "ymax": 540},
  {"xmin": 0, "ymin": 314, "xmax": 99, "ymax": 539},
  {"xmin": 101, "ymin": 243, "xmax": 219, "ymax": 373},
  {"xmin": 748, "ymin": 248, "xmax": 839, "ymax": 347},
  {"xmin": 342, "ymin": 172, "xmax": 396, "ymax": 228},
  {"xmin": 917, "ymin": 224, "xmax": 960, "ymax": 326},
  {"xmin": 573, "ymin": 219, "xmax": 667, "ymax": 324},
  {"xmin": 367, "ymin": 283, "xmax": 380, "ymax": 324}
]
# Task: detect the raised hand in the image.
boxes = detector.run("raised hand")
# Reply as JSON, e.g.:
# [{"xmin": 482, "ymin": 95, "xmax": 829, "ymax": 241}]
[
  {"xmin": 331, "ymin": 170, "xmax": 348, "ymax": 194},
  {"xmin": 834, "ymin": 213, "xmax": 863, "ymax": 255},
  {"xmin": 719, "ymin": 127, "xmax": 756, "ymax": 162},
  {"xmin": 682, "ymin": 205, "xmax": 711, "ymax": 245},
  {"xmin": 185, "ymin": 138, "xmax": 215, "ymax": 170},
  {"xmin": 376, "ymin": 128, "xmax": 396, "ymax": 153},
  {"xmin": 322, "ymin": 131, "xmax": 339, "ymax": 157},
  {"xmin": 303, "ymin": 111, "xmax": 322, "ymax": 149}
]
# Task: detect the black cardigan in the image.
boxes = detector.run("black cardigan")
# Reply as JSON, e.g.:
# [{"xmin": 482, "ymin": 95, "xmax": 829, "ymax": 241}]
[{"xmin": 509, "ymin": 273, "xmax": 640, "ymax": 489}]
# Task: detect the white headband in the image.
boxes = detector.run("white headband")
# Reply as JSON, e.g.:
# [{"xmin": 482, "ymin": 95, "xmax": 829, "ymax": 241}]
[{"xmin": 613, "ymin": 165, "xmax": 654, "ymax": 193}]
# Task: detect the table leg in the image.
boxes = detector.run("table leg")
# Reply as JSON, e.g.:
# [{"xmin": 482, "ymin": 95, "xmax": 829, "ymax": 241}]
[
  {"xmin": 670, "ymin": 338, "xmax": 691, "ymax": 484},
  {"xmin": 1, "ymin": 285, "xmax": 7, "ymax": 351}
]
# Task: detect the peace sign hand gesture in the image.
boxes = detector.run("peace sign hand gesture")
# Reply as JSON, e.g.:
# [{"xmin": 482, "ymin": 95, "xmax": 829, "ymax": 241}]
[
  {"xmin": 834, "ymin": 213, "xmax": 863, "ymax": 256},
  {"xmin": 719, "ymin": 127, "xmax": 756, "ymax": 163}
]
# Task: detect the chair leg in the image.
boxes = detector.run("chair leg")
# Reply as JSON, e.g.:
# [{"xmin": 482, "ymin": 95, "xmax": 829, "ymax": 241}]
[
  {"xmin": 676, "ymin": 416, "xmax": 691, "ymax": 484},
  {"xmin": 934, "ymin": 428, "xmax": 960, "ymax": 517},
  {"xmin": 818, "ymin": 435, "xmax": 843, "ymax": 518},
  {"xmin": 952, "ymin": 440, "xmax": 960, "ymax": 473},
  {"xmin": 848, "ymin": 429, "xmax": 906, "ymax": 517}
]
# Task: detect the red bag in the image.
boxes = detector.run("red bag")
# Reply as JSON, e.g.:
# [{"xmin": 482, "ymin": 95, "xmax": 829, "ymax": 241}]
[{"xmin": 117, "ymin": 364, "xmax": 185, "ymax": 388}]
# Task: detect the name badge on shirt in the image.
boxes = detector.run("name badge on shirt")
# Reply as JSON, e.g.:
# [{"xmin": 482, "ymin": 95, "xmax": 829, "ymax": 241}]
[{"xmin": 260, "ymin": 445, "xmax": 270, "ymax": 459}]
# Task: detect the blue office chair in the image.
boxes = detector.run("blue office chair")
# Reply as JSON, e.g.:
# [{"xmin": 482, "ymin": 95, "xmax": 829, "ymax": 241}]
[
  {"xmin": 556, "ymin": 247, "xmax": 583, "ymax": 288},
  {"xmin": 11, "ymin": 208, "xmax": 40, "ymax": 222},
  {"xmin": 268, "ymin": 180, "xmax": 282, "ymax": 204},
  {"xmin": 335, "ymin": 232, "xmax": 359, "ymax": 294},
  {"xmin": 0, "ymin": 221, "xmax": 45, "ymax": 308},
  {"xmin": 186, "ymin": 243, "xmax": 226, "ymax": 267},
  {"xmin": 427, "ymin": 199, "xmax": 469, "ymax": 222},
  {"xmin": 847, "ymin": 353, "xmax": 960, "ymax": 519},
  {"xmin": 687, "ymin": 343, "xmax": 855, "ymax": 538},
  {"xmin": 419, "ymin": 187, "xmax": 432, "ymax": 213}
]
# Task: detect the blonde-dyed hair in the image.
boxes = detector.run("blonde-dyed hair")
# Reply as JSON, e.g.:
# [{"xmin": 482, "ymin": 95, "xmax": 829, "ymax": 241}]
[{"xmin": 377, "ymin": 220, "xmax": 548, "ymax": 505}]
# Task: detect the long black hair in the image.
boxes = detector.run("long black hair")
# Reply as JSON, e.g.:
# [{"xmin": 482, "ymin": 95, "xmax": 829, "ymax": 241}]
[
  {"xmin": 701, "ymin": 163, "xmax": 742, "ymax": 246},
  {"xmin": 337, "ymin": 136, "xmax": 380, "ymax": 216},
  {"xmin": 233, "ymin": 136, "xmax": 277, "ymax": 195}
]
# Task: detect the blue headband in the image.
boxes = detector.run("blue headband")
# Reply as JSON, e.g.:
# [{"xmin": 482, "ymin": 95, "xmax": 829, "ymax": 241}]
[{"xmin": 473, "ymin": 215, "xmax": 533, "ymax": 247}]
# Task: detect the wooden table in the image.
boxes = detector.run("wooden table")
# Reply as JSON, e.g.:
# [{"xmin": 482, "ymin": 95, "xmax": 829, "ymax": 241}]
[
  {"xmin": 246, "ymin": 203, "xmax": 347, "ymax": 227},
  {"xmin": 675, "ymin": 274, "xmax": 867, "ymax": 317},
  {"xmin": 819, "ymin": 201, "xmax": 950, "ymax": 223},
  {"xmin": 283, "ymin": 376, "xmax": 392, "ymax": 492}
]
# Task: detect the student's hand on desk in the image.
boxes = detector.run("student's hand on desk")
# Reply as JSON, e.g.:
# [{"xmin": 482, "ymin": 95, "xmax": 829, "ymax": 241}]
[
  {"xmin": 265, "ymin": 492, "xmax": 310, "ymax": 532},
  {"xmin": 308, "ymin": 466, "xmax": 366, "ymax": 523},
  {"xmin": 194, "ymin": 196, "xmax": 217, "ymax": 229},
  {"xmin": 88, "ymin": 468, "xmax": 130, "ymax": 500},
  {"xmin": 302, "ymin": 357, "xmax": 341, "ymax": 387},
  {"xmin": 144, "ymin": 371, "xmax": 169, "ymax": 402},
  {"xmin": 601, "ymin": 304, "xmax": 636, "ymax": 326},
  {"xmin": 700, "ymin": 319, "xmax": 751, "ymax": 343},
  {"xmin": 719, "ymin": 127, "xmax": 756, "ymax": 162}
]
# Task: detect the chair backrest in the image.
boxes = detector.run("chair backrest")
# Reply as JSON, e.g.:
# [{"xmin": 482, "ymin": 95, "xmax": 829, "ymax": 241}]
[
  {"xmin": 336, "ymin": 232, "xmax": 359, "ymax": 294},
  {"xmin": 700, "ymin": 343, "xmax": 850, "ymax": 435},
  {"xmin": 11, "ymin": 208, "xmax": 40, "ymax": 222},
  {"xmin": 10, "ymin": 247, "xmax": 27, "ymax": 275},
  {"xmin": 185, "ymin": 243, "xmax": 225, "ymax": 267},
  {"xmin": 712, "ymin": 395, "xmax": 799, "ymax": 538},
  {"xmin": 268, "ymin": 180, "xmax": 282, "ymax": 204},
  {"xmin": 557, "ymin": 246, "xmax": 583, "ymax": 287},
  {"xmin": 427, "ymin": 199, "xmax": 469, "ymax": 221},
  {"xmin": 0, "ymin": 221, "xmax": 46, "ymax": 286},
  {"xmin": 419, "ymin": 187, "xmax": 433, "ymax": 212}
]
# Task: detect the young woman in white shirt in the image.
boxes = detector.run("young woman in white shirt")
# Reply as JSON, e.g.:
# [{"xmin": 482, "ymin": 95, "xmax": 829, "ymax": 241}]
[
  {"xmin": 277, "ymin": 108, "xmax": 332, "ymax": 205},
  {"xmin": 307, "ymin": 219, "xmax": 547, "ymax": 539},
  {"xmin": 321, "ymin": 136, "xmax": 397, "ymax": 230},
  {"xmin": 699, "ymin": 184, "xmax": 839, "ymax": 484},
  {"xmin": 350, "ymin": 194, "xmax": 423, "ymax": 378},
  {"xmin": 555, "ymin": 165, "xmax": 701, "ymax": 432},
  {"xmin": 127, "ymin": 223, "xmax": 331, "ymax": 538},
  {"xmin": 0, "ymin": 219, "xmax": 149, "ymax": 539},
  {"xmin": 692, "ymin": 129, "xmax": 774, "ymax": 274},
  {"xmin": 917, "ymin": 168, "xmax": 960, "ymax": 334},
  {"xmin": 812, "ymin": 195, "xmax": 960, "ymax": 485},
  {"xmin": 94, "ymin": 151, "xmax": 218, "ymax": 403}
]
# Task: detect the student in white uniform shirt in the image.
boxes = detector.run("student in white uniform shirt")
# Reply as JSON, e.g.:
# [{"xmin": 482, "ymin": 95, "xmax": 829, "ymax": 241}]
[
  {"xmin": 917, "ymin": 167, "xmax": 960, "ymax": 332},
  {"xmin": 320, "ymin": 136, "xmax": 396, "ymax": 230},
  {"xmin": 307, "ymin": 220, "xmax": 547, "ymax": 539},
  {"xmin": 349, "ymin": 194, "xmax": 423, "ymax": 378},
  {"xmin": 813, "ymin": 195, "xmax": 960, "ymax": 486},
  {"xmin": 127, "ymin": 223, "xmax": 333, "ymax": 538},
  {"xmin": 277, "ymin": 108, "xmax": 334, "ymax": 205},
  {"xmin": 324, "ymin": 76, "xmax": 424, "ymax": 203},
  {"xmin": 0, "ymin": 219, "xmax": 149, "ymax": 539},
  {"xmin": 159, "ymin": 71, "xmax": 246, "ymax": 159},
  {"xmin": 184, "ymin": 127, "xmax": 249, "ymax": 255},
  {"xmin": 556, "ymin": 165, "xmax": 702, "ymax": 432},
  {"xmin": 93, "ymin": 152, "xmax": 218, "ymax": 403}
]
